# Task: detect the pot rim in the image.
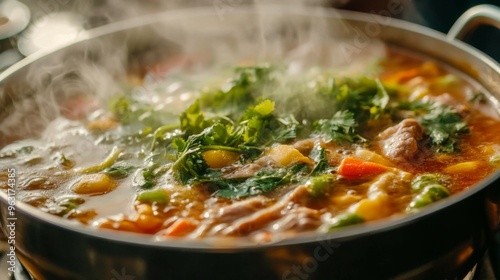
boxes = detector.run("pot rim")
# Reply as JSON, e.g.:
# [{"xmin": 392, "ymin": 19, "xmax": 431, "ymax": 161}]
[{"xmin": 1, "ymin": 5, "xmax": 499, "ymax": 251}]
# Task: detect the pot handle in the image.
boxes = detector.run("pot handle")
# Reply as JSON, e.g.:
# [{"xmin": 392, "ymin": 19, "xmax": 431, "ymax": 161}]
[{"xmin": 447, "ymin": 4, "xmax": 500, "ymax": 41}]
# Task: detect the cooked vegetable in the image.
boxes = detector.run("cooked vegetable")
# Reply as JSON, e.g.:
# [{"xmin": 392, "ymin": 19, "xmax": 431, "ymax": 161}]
[
  {"xmin": 71, "ymin": 174, "xmax": 118, "ymax": 195},
  {"xmin": 3, "ymin": 49, "xmax": 500, "ymax": 241},
  {"xmin": 313, "ymin": 110, "xmax": 363, "ymax": 143},
  {"xmin": 136, "ymin": 189, "xmax": 169, "ymax": 205},
  {"xmin": 407, "ymin": 184, "xmax": 450, "ymax": 210},
  {"xmin": 103, "ymin": 165, "xmax": 135, "ymax": 179},
  {"xmin": 399, "ymin": 101, "xmax": 468, "ymax": 153},
  {"xmin": 443, "ymin": 161, "xmax": 487, "ymax": 175},
  {"xmin": 163, "ymin": 218, "xmax": 199, "ymax": 237},
  {"xmin": 306, "ymin": 174, "xmax": 336, "ymax": 197},
  {"xmin": 411, "ymin": 173, "xmax": 442, "ymax": 192},
  {"xmin": 263, "ymin": 145, "xmax": 312, "ymax": 167},
  {"xmin": 75, "ymin": 146, "xmax": 122, "ymax": 174},
  {"xmin": 337, "ymin": 157, "xmax": 389, "ymax": 180},
  {"xmin": 202, "ymin": 150, "xmax": 240, "ymax": 169},
  {"xmin": 327, "ymin": 212, "xmax": 365, "ymax": 230},
  {"xmin": 214, "ymin": 163, "xmax": 309, "ymax": 198}
]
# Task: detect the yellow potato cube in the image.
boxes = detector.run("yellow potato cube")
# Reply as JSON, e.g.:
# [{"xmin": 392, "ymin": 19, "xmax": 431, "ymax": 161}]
[
  {"xmin": 202, "ymin": 150, "xmax": 240, "ymax": 169},
  {"xmin": 71, "ymin": 174, "xmax": 118, "ymax": 195},
  {"xmin": 351, "ymin": 193, "xmax": 392, "ymax": 221}
]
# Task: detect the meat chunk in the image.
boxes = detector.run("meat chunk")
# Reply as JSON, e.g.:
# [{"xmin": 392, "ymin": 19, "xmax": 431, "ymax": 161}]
[
  {"xmin": 270, "ymin": 207, "xmax": 321, "ymax": 232},
  {"xmin": 224, "ymin": 164, "xmax": 262, "ymax": 179},
  {"xmin": 377, "ymin": 119, "xmax": 423, "ymax": 164},
  {"xmin": 216, "ymin": 197, "xmax": 269, "ymax": 222},
  {"xmin": 221, "ymin": 185, "xmax": 310, "ymax": 235}
]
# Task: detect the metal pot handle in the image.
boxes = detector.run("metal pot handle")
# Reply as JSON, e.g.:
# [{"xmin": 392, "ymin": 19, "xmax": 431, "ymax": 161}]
[{"xmin": 447, "ymin": 4, "xmax": 500, "ymax": 41}]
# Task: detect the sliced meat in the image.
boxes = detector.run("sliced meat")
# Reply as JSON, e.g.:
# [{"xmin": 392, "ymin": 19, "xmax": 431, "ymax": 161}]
[
  {"xmin": 269, "ymin": 207, "xmax": 321, "ymax": 232},
  {"xmin": 377, "ymin": 119, "xmax": 423, "ymax": 164},
  {"xmin": 216, "ymin": 196, "xmax": 269, "ymax": 222},
  {"xmin": 222, "ymin": 185, "xmax": 310, "ymax": 235},
  {"xmin": 224, "ymin": 163, "xmax": 262, "ymax": 179}
]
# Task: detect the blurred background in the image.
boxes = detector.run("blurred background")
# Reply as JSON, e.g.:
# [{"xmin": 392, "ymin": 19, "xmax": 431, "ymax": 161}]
[{"xmin": 0, "ymin": 0, "xmax": 499, "ymax": 71}]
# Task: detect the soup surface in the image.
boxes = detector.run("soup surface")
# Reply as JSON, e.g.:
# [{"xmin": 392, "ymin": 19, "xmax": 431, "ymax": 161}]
[{"xmin": 2, "ymin": 47, "xmax": 500, "ymax": 243}]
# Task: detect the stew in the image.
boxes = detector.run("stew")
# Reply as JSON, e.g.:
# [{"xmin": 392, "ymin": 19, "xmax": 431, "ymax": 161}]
[{"xmin": 2, "ymin": 48, "xmax": 500, "ymax": 243}]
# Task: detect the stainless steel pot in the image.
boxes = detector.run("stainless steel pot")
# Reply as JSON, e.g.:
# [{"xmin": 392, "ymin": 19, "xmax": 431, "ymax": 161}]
[{"xmin": 1, "ymin": 5, "xmax": 500, "ymax": 280}]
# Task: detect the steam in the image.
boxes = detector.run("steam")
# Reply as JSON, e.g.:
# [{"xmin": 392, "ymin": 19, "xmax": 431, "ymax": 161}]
[{"xmin": 0, "ymin": 1, "xmax": 387, "ymax": 147}]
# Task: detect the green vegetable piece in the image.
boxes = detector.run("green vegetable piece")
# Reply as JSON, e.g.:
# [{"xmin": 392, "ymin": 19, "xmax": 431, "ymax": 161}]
[
  {"xmin": 310, "ymin": 145, "xmax": 329, "ymax": 176},
  {"xmin": 200, "ymin": 65, "xmax": 275, "ymax": 119},
  {"xmin": 76, "ymin": 146, "xmax": 122, "ymax": 174},
  {"xmin": 306, "ymin": 174, "xmax": 336, "ymax": 197},
  {"xmin": 103, "ymin": 165, "xmax": 134, "ymax": 179},
  {"xmin": 180, "ymin": 100, "xmax": 212, "ymax": 136},
  {"xmin": 407, "ymin": 184, "xmax": 450, "ymax": 210},
  {"xmin": 238, "ymin": 99, "xmax": 275, "ymax": 145},
  {"xmin": 214, "ymin": 164, "xmax": 309, "ymax": 199},
  {"xmin": 59, "ymin": 154, "xmax": 75, "ymax": 168},
  {"xmin": 313, "ymin": 110, "xmax": 364, "ymax": 143},
  {"xmin": 411, "ymin": 173, "xmax": 441, "ymax": 192},
  {"xmin": 328, "ymin": 212, "xmax": 364, "ymax": 230},
  {"xmin": 420, "ymin": 105, "xmax": 469, "ymax": 153},
  {"xmin": 136, "ymin": 189, "xmax": 169, "ymax": 204},
  {"xmin": 332, "ymin": 77, "xmax": 390, "ymax": 122},
  {"xmin": 397, "ymin": 101, "xmax": 469, "ymax": 153},
  {"xmin": 49, "ymin": 197, "xmax": 85, "ymax": 217}
]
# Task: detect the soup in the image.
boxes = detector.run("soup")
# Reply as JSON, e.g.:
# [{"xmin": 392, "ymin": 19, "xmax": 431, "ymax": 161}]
[{"xmin": 2, "ymin": 47, "xmax": 500, "ymax": 243}]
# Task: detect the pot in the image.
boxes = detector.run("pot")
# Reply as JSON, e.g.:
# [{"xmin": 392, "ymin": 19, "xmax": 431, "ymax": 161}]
[{"xmin": 1, "ymin": 5, "xmax": 500, "ymax": 280}]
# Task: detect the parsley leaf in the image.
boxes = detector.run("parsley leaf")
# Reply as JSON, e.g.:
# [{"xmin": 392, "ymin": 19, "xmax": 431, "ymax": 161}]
[
  {"xmin": 332, "ymin": 77, "xmax": 390, "ymax": 122},
  {"xmin": 310, "ymin": 145, "xmax": 330, "ymax": 176},
  {"xmin": 103, "ymin": 165, "xmax": 135, "ymax": 179},
  {"xmin": 200, "ymin": 65, "xmax": 275, "ymax": 119},
  {"xmin": 180, "ymin": 100, "xmax": 213, "ymax": 136},
  {"xmin": 213, "ymin": 164, "xmax": 310, "ymax": 198},
  {"xmin": 313, "ymin": 110, "xmax": 363, "ymax": 143},
  {"xmin": 397, "ymin": 101, "xmax": 468, "ymax": 153},
  {"xmin": 420, "ymin": 105, "xmax": 469, "ymax": 153}
]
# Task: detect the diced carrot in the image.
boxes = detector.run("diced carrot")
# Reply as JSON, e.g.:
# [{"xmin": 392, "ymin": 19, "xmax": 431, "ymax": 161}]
[
  {"xmin": 163, "ymin": 218, "xmax": 198, "ymax": 237},
  {"xmin": 338, "ymin": 157, "xmax": 389, "ymax": 180}
]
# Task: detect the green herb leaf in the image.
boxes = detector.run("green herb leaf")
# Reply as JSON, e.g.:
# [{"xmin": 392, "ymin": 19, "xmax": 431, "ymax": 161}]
[
  {"xmin": 314, "ymin": 110, "xmax": 363, "ymax": 143},
  {"xmin": 199, "ymin": 65, "xmax": 275, "ymax": 119},
  {"xmin": 420, "ymin": 105, "xmax": 469, "ymax": 153},
  {"xmin": 213, "ymin": 164, "xmax": 309, "ymax": 199},
  {"xmin": 103, "ymin": 165, "xmax": 135, "ymax": 179},
  {"xmin": 180, "ymin": 100, "xmax": 213, "ymax": 136},
  {"xmin": 310, "ymin": 145, "xmax": 329, "ymax": 176}
]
